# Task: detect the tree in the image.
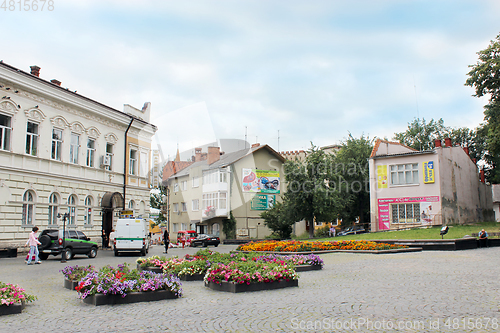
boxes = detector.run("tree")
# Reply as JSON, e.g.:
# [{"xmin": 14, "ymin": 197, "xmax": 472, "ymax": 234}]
[
  {"xmin": 150, "ymin": 185, "xmax": 167, "ymax": 226},
  {"xmin": 332, "ymin": 134, "xmax": 373, "ymax": 228},
  {"xmin": 260, "ymin": 201, "xmax": 295, "ymax": 239},
  {"xmin": 393, "ymin": 118, "xmax": 449, "ymax": 151},
  {"xmin": 283, "ymin": 144, "xmax": 339, "ymax": 238},
  {"xmin": 465, "ymin": 33, "xmax": 500, "ymax": 183},
  {"xmin": 222, "ymin": 211, "xmax": 237, "ymax": 239}
]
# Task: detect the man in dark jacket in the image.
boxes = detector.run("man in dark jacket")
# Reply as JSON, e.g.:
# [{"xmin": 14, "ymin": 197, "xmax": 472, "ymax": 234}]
[{"xmin": 163, "ymin": 229, "xmax": 169, "ymax": 253}]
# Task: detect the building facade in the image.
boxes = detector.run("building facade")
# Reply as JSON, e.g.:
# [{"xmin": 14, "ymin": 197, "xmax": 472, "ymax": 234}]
[
  {"xmin": 162, "ymin": 144, "xmax": 285, "ymax": 240},
  {"xmin": 0, "ymin": 62, "xmax": 156, "ymax": 249},
  {"xmin": 369, "ymin": 139, "xmax": 493, "ymax": 232}
]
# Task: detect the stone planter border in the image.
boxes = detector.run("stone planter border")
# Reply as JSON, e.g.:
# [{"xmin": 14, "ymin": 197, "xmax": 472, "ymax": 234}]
[
  {"xmin": 136, "ymin": 265, "xmax": 163, "ymax": 274},
  {"xmin": 294, "ymin": 264, "xmax": 322, "ymax": 272},
  {"xmin": 236, "ymin": 247, "xmax": 422, "ymax": 255},
  {"xmin": 205, "ymin": 279, "xmax": 298, "ymax": 293},
  {"xmin": 179, "ymin": 273, "xmax": 205, "ymax": 281},
  {"xmin": 64, "ymin": 279, "xmax": 79, "ymax": 290},
  {"xmin": 0, "ymin": 302, "xmax": 25, "ymax": 316},
  {"xmin": 82, "ymin": 290, "xmax": 178, "ymax": 306}
]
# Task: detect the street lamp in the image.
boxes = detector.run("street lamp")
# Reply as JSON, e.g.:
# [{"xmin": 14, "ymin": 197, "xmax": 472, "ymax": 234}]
[{"xmin": 58, "ymin": 212, "xmax": 70, "ymax": 263}]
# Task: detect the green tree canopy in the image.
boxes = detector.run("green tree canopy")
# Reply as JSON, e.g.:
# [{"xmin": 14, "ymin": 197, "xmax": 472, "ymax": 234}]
[
  {"xmin": 260, "ymin": 201, "xmax": 295, "ymax": 239},
  {"xmin": 393, "ymin": 118, "xmax": 449, "ymax": 151}
]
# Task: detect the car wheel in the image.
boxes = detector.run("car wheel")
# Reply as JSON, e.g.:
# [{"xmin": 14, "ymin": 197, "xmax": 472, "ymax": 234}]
[
  {"xmin": 114, "ymin": 250, "xmax": 119, "ymax": 257},
  {"xmin": 214, "ymin": 244, "xmax": 219, "ymax": 247},
  {"xmin": 39, "ymin": 235, "xmax": 51, "ymax": 250},
  {"xmin": 39, "ymin": 253, "xmax": 49, "ymax": 260},
  {"xmin": 141, "ymin": 249, "xmax": 146, "ymax": 256},
  {"xmin": 88, "ymin": 247, "xmax": 97, "ymax": 258},
  {"xmin": 64, "ymin": 247, "xmax": 73, "ymax": 260},
  {"xmin": 203, "ymin": 242, "xmax": 208, "ymax": 247}
]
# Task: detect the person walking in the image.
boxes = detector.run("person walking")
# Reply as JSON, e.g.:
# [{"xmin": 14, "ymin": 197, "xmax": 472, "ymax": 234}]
[
  {"xmin": 109, "ymin": 229, "xmax": 115, "ymax": 249},
  {"xmin": 25, "ymin": 226, "xmax": 41, "ymax": 265},
  {"xmin": 163, "ymin": 229, "xmax": 170, "ymax": 253}
]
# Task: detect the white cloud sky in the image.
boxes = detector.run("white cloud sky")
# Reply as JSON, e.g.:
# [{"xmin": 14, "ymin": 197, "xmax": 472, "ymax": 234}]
[{"xmin": 1, "ymin": 0, "xmax": 498, "ymax": 159}]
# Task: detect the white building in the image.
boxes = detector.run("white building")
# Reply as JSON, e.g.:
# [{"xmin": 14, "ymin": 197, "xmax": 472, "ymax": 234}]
[{"xmin": 0, "ymin": 62, "xmax": 157, "ymax": 249}]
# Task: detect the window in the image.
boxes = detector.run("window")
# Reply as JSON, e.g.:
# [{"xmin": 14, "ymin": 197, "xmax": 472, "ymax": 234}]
[
  {"xmin": 219, "ymin": 192, "xmax": 227, "ymax": 209},
  {"xmin": 84, "ymin": 196, "xmax": 93, "ymax": 225},
  {"xmin": 22, "ymin": 190, "xmax": 35, "ymax": 225},
  {"xmin": 67, "ymin": 195, "xmax": 77, "ymax": 225},
  {"xmin": 211, "ymin": 223, "xmax": 220, "ymax": 235},
  {"xmin": 105, "ymin": 143, "xmax": 113, "ymax": 171},
  {"xmin": 86, "ymin": 138, "xmax": 95, "ymax": 167},
  {"xmin": 128, "ymin": 200, "xmax": 135, "ymax": 210},
  {"xmin": 173, "ymin": 183, "xmax": 179, "ymax": 192},
  {"xmin": 51, "ymin": 128, "xmax": 63, "ymax": 160},
  {"xmin": 192, "ymin": 199, "xmax": 199, "ymax": 211},
  {"xmin": 192, "ymin": 176, "xmax": 199, "ymax": 188},
  {"xmin": 129, "ymin": 148, "xmax": 137, "ymax": 175},
  {"xmin": 140, "ymin": 151, "xmax": 148, "ymax": 177},
  {"xmin": 181, "ymin": 202, "xmax": 187, "ymax": 212},
  {"xmin": 0, "ymin": 114, "xmax": 11, "ymax": 151},
  {"xmin": 203, "ymin": 169, "xmax": 227, "ymax": 185},
  {"xmin": 70, "ymin": 133, "xmax": 80, "ymax": 164},
  {"xmin": 173, "ymin": 203, "xmax": 179, "ymax": 212},
  {"xmin": 48, "ymin": 193, "xmax": 59, "ymax": 225},
  {"xmin": 181, "ymin": 181, "xmax": 187, "ymax": 191},
  {"xmin": 391, "ymin": 203, "xmax": 420, "ymax": 223},
  {"xmin": 173, "ymin": 223, "xmax": 179, "ymax": 232},
  {"xmin": 390, "ymin": 163, "xmax": 419, "ymax": 185},
  {"xmin": 26, "ymin": 122, "xmax": 38, "ymax": 156}
]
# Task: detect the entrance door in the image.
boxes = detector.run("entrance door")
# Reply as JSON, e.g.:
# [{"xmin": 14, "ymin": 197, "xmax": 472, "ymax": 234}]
[{"xmin": 102, "ymin": 209, "xmax": 113, "ymax": 248}]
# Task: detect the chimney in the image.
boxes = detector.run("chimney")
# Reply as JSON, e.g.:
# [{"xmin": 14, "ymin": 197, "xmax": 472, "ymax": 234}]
[
  {"xmin": 251, "ymin": 143, "xmax": 260, "ymax": 148},
  {"xmin": 30, "ymin": 66, "xmax": 40, "ymax": 77},
  {"xmin": 444, "ymin": 138, "xmax": 452, "ymax": 147},
  {"xmin": 463, "ymin": 146, "xmax": 469, "ymax": 156},
  {"xmin": 194, "ymin": 148, "xmax": 202, "ymax": 162},
  {"xmin": 50, "ymin": 79, "xmax": 61, "ymax": 86},
  {"xmin": 480, "ymin": 169, "xmax": 485, "ymax": 183},
  {"xmin": 207, "ymin": 146, "xmax": 221, "ymax": 165},
  {"xmin": 434, "ymin": 139, "xmax": 442, "ymax": 148}
]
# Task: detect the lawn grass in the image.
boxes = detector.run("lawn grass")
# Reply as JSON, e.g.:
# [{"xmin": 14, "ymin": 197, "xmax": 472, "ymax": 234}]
[{"xmin": 314, "ymin": 221, "xmax": 500, "ymax": 241}]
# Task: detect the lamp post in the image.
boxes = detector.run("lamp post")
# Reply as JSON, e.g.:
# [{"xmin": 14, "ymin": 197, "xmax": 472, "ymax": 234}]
[{"xmin": 59, "ymin": 212, "xmax": 69, "ymax": 263}]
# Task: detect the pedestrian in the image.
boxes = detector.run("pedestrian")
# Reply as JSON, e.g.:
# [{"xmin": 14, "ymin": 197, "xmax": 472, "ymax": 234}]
[
  {"xmin": 163, "ymin": 229, "xmax": 170, "ymax": 253},
  {"xmin": 329, "ymin": 226, "xmax": 335, "ymax": 237},
  {"xmin": 25, "ymin": 226, "xmax": 41, "ymax": 265},
  {"xmin": 180, "ymin": 234, "xmax": 186, "ymax": 249},
  {"xmin": 109, "ymin": 229, "xmax": 115, "ymax": 249},
  {"xmin": 478, "ymin": 229, "xmax": 488, "ymax": 248}
]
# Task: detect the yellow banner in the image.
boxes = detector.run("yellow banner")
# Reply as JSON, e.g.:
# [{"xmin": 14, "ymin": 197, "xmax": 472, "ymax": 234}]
[
  {"xmin": 377, "ymin": 165, "xmax": 388, "ymax": 188},
  {"xmin": 423, "ymin": 161, "xmax": 434, "ymax": 184}
]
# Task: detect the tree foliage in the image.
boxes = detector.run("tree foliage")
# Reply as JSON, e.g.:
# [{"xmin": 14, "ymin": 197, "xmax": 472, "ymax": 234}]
[
  {"xmin": 222, "ymin": 211, "xmax": 237, "ymax": 239},
  {"xmin": 332, "ymin": 134, "xmax": 373, "ymax": 227},
  {"xmin": 150, "ymin": 185, "xmax": 167, "ymax": 226},
  {"xmin": 393, "ymin": 118, "xmax": 449, "ymax": 151},
  {"xmin": 466, "ymin": 33, "xmax": 500, "ymax": 183},
  {"xmin": 260, "ymin": 201, "xmax": 295, "ymax": 239}
]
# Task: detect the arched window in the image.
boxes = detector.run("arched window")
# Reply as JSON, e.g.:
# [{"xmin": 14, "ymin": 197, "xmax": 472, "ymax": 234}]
[
  {"xmin": 140, "ymin": 201, "xmax": 145, "ymax": 216},
  {"xmin": 68, "ymin": 195, "xmax": 77, "ymax": 225},
  {"xmin": 128, "ymin": 200, "xmax": 135, "ymax": 210},
  {"xmin": 84, "ymin": 196, "xmax": 93, "ymax": 225},
  {"xmin": 48, "ymin": 193, "xmax": 59, "ymax": 225},
  {"xmin": 22, "ymin": 190, "xmax": 35, "ymax": 225}
]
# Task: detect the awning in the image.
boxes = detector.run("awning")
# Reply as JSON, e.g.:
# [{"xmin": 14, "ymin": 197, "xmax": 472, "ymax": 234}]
[{"xmin": 101, "ymin": 192, "xmax": 124, "ymax": 209}]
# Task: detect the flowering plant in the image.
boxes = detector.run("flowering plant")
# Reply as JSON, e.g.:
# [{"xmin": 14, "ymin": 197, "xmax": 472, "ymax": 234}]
[
  {"xmin": 0, "ymin": 282, "xmax": 37, "ymax": 306},
  {"xmin": 252, "ymin": 254, "xmax": 324, "ymax": 267},
  {"xmin": 136, "ymin": 256, "xmax": 168, "ymax": 269},
  {"xmin": 237, "ymin": 240, "xmax": 407, "ymax": 252},
  {"xmin": 60, "ymin": 265, "xmax": 96, "ymax": 281},
  {"xmin": 75, "ymin": 264, "xmax": 183, "ymax": 299},
  {"xmin": 204, "ymin": 261, "xmax": 298, "ymax": 285}
]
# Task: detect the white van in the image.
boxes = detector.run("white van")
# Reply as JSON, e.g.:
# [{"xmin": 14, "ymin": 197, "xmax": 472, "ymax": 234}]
[{"xmin": 113, "ymin": 218, "xmax": 150, "ymax": 256}]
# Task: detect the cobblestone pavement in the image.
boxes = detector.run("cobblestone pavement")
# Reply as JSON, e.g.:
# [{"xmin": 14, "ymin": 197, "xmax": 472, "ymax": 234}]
[{"xmin": 1, "ymin": 245, "xmax": 499, "ymax": 332}]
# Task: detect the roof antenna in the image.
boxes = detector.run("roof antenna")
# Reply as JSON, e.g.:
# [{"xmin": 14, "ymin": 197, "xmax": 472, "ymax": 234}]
[
  {"xmin": 278, "ymin": 130, "xmax": 280, "ymax": 152},
  {"xmin": 245, "ymin": 126, "xmax": 248, "ymax": 149}
]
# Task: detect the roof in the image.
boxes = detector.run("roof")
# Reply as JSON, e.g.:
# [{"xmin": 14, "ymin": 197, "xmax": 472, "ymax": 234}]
[
  {"xmin": 0, "ymin": 61, "xmax": 157, "ymax": 130},
  {"xmin": 163, "ymin": 144, "xmax": 285, "ymax": 183},
  {"xmin": 370, "ymin": 139, "xmax": 421, "ymax": 158}
]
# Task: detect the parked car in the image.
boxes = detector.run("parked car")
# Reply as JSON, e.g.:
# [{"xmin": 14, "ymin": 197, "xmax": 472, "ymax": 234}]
[
  {"xmin": 338, "ymin": 225, "xmax": 366, "ymax": 236},
  {"xmin": 190, "ymin": 234, "xmax": 220, "ymax": 247},
  {"xmin": 38, "ymin": 229, "xmax": 98, "ymax": 260},
  {"xmin": 176, "ymin": 230, "xmax": 198, "ymax": 243}
]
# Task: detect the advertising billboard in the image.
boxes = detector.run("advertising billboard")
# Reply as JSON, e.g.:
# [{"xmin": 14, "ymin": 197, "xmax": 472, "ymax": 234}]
[{"xmin": 242, "ymin": 169, "xmax": 280, "ymax": 193}]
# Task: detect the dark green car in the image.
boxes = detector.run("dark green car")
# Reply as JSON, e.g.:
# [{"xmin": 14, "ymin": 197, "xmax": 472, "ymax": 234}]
[{"xmin": 38, "ymin": 229, "xmax": 98, "ymax": 260}]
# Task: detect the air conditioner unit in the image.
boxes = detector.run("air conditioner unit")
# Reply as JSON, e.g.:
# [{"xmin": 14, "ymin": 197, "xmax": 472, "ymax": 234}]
[{"xmin": 101, "ymin": 155, "xmax": 111, "ymax": 167}]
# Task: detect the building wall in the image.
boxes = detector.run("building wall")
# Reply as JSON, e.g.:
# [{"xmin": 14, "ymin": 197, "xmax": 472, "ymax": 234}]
[
  {"xmin": 0, "ymin": 64, "xmax": 155, "ymax": 248},
  {"xmin": 437, "ymin": 146, "xmax": 494, "ymax": 224},
  {"xmin": 230, "ymin": 148, "xmax": 285, "ymax": 239}
]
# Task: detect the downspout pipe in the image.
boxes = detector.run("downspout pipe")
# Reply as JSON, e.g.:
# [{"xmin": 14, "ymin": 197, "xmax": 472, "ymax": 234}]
[{"xmin": 123, "ymin": 118, "xmax": 134, "ymax": 208}]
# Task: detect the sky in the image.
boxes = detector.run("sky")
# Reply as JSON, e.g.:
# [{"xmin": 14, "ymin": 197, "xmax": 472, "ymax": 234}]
[{"xmin": 1, "ymin": 0, "xmax": 499, "ymax": 161}]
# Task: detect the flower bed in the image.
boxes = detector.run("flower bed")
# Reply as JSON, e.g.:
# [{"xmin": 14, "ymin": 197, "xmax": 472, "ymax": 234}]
[
  {"xmin": 0, "ymin": 282, "xmax": 36, "ymax": 315},
  {"xmin": 73, "ymin": 264, "xmax": 182, "ymax": 305},
  {"xmin": 205, "ymin": 279, "xmax": 298, "ymax": 293},
  {"xmin": 61, "ymin": 265, "xmax": 96, "ymax": 290},
  {"xmin": 236, "ymin": 240, "xmax": 408, "ymax": 252}
]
